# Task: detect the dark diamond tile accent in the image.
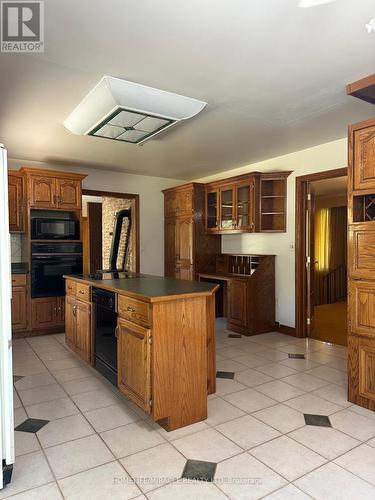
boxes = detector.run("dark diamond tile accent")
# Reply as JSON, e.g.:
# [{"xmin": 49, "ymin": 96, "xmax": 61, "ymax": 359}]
[
  {"xmin": 13, "ymin": 375, "xmax": 24, "ymax": 383},
  {"xmin": 288, "ymin": 353, "xmax": 305, "ymax": 359},
  {"xmin": 304, "ymin": 414, "xmax": 332, "ymax": 427},
  {"xmin": 216, "ymin": 371, "xmax": 235, "ymax": 379},
  {"xmin": 228, "ymin": 333, "xmax": 242, "ymax": 338},
  {"xmin": 15, "ymin": 418, "xmax": 49, "ymax": 433},
  {"xmin": 182, "ymin": 459, "xmax": 217, "ymax": 482}
]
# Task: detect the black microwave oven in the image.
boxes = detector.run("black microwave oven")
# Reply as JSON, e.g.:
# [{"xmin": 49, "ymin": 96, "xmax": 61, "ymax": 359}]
[{"xmin": 31, "ymin": 218, "xmax": 79, "ymax": 240}]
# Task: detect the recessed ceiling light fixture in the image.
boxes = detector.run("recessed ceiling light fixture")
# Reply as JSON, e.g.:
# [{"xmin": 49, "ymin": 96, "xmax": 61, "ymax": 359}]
[
  {"xmin": 298, "ymin": 0, "xmax": 336, "ymax": 7},
  {"xmin": 63, "ymin": 76, "xmax": 207, "ymax": 145}
]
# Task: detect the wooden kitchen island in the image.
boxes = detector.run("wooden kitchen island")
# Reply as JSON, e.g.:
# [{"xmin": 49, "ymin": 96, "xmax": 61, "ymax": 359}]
[{"xmin": 64, "ymin": 273, "xmax": 218, "ymax": 431}]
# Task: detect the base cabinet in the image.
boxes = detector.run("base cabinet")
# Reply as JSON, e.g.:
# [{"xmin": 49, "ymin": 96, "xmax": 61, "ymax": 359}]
[
  {"xmin": 11, "ymin": 286, "xmax": 27, "ymax": 331},
  {"xmin": 31, "ymin": 296, "xmax": 65, "ymax": 330},
  {"xmin": 117, "ymin": 318, "xmax": 151, "ymax": 413},
  {"xmin": 65, "ymin": 296, "xmax": 91, "ymax": 363},
  {"xmin": 227, "ymin": 279, "xmax": 247, "ymax": 330}
]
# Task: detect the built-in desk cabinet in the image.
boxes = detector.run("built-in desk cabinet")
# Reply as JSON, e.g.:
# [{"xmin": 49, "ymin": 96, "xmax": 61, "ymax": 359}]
[
  {"xmin": 199, "ymin": 254, "xmax": 276, "ymax": 336},
  {"xmin": 348, "ymin": 117, "xmax": 375, "ymax": 411}
]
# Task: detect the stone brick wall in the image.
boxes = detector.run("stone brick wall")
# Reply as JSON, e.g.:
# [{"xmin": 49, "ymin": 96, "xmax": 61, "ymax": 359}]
[{"xmin": 102, "ymin": 197, "xmax": 134, "ymax": 271}]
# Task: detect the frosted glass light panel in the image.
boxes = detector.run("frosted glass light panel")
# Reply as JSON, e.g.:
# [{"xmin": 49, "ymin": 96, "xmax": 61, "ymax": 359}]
[{"xmin": 90, "ymin": 109, "xmax": 174, "ymax": 144}]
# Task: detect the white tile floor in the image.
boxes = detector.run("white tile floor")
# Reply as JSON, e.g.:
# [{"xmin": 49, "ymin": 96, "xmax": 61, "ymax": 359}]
[{"xmin": 4, "ymin": 318, "xmax": 375, "ymax": 499}]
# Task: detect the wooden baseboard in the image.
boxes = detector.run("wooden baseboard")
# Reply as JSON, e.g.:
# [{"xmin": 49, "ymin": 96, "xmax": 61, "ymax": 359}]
[{"xmin": 276, "ymin": 323, "xmax": 297, "ymax": 337}]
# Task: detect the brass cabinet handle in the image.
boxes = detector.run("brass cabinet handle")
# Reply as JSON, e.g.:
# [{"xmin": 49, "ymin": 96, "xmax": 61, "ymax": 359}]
[
  {"xmin": 73, "ymin": 305, "xmax": 77, "ymax": 316},
  {"xmin": 79, "ymin": 290, "xmax": 85, "ymax": 294},
  {"xmin": 127, "ymin": 306, "xmax": 136, "ymax": 312}
]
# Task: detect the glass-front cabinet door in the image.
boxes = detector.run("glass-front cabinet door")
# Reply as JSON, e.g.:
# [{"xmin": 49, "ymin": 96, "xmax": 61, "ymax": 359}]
[
  {"xmin": 235, "ymin": 181, "xmax": 254, "ymax": 231},
  {"xmin": 206, "ymin": 189, "xmax": 219, "ymax": 231},
  {"xmin": 220, "ymin": 187, "xmax": 235, "ymax": 230}
]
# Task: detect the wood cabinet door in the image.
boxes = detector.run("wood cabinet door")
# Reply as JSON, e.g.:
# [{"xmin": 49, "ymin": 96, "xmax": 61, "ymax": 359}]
[
  {"xmin": 8, "ymin": 174, "xmax": 24, "ymax": 232},
  {"xmin": 206, "ymin": 189, "xmax": 219, "ymax": 232},
  {"xmin": 220, "ymin": 187, "xmax": 235, "ymax": 230},
  {"xmin": 75, "ymin": 299, "xmax": 91, "ymax": 363},
  {"xmin": 227, "ymin": 279, "xmax": 247, "ymax": 328},
  {"xmin": 164, "ymin": 218, "xmax": 177, "ymax": 277},
  {"xmin": 65, "ymin": 296, "xmax": 76, "ymax": 349},
  {"xmin": 175, "ymin": 263, "xmax": 193, "ymax": 281},
  {"xmin": 11, "ymin": 286, "xmax": 27, "ymax": 331},
  {"xmin": 235, "ymin": 181, "xmax": 254, "ymax": 231},
  {"xmin": 353, "ymin": 124, "xmax": 375, "ymax": 191},
  {"xmin": 164, "ymin": 192, "xmax": 176, "ymax": 216},
  {"xmin": 349, "ymin": 224, "xmax": 375, "ymax": 279},
  {"xmin": 175, "ymin": 217, "xmax": 193, "ymax": 264},
  {"xmin": 56, "ymin": 178, "xmax": 81, "ymax": 209},
  {"xmin": 56, "ymin": 296, "xmax": 65, "ymax": 325},
  {"xmin": 349, "ymin": 279, "xmax": 375, "ymax": 338},
  {"xmin": 31, "ymin": 297, "xmax": 57, "ymax": 329},
  {"xmin": 117, "ymin": 318, "xmax": 151, "ymax": 413},
  {"xmin": 29, "ymin": 175, "xmax": 56, "ymax": 208},
  {"xmin": 358, "ymin": 340, "xmax": 375, "ymax": 402}
]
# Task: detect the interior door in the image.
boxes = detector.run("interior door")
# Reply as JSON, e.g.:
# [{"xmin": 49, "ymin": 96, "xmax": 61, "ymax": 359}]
[
  {"xmin": 306, "ymin": 182, "xmax": 316, "ymax": 337},
  {"xmin": 87, "ymin": 202, "xmax": 103, "ymax": 273}
]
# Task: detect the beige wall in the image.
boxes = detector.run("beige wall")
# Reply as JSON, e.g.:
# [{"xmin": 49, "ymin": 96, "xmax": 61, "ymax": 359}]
[
  {"xmin": 194, "ymin": 138, "xmax": 348, "ymax": 328},
  {"xmin": 8, "ymin": 159, "xmax": 181, "ymax": 276}
]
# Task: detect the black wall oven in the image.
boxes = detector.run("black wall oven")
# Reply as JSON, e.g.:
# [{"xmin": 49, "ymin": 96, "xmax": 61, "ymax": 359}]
[
  {"xmin": 32, "ymin": 218, "xmax": 79, "ymax": 240},
  {"xmin": 31, "ymin": 243, "xmax": 82, "ymax": 298}
]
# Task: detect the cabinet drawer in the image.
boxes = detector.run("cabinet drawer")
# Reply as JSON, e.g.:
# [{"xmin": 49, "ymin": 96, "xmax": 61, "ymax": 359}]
[
  {"xmin": 118, "ymin": 295, "xmax": 151, "ymax": 327},
  {"xmin": 12, "ymin": 274, "xmax": 27, "ymax": 286},
  {"xmin": 66, "ymin": 280, "xmax": 76, "ymax": 296},
  {"xmin": 76, "ymin": 283, "xmax": 91, "ymax": 302}
]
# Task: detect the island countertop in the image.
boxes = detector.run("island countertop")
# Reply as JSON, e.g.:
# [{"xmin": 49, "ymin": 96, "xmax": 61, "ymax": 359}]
[{"xmin": 63, "ymin": 272, "xmax": 219, "ymax": 302}]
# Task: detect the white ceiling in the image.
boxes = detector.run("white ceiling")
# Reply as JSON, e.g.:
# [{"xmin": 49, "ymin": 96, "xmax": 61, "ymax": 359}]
[{"xmin": 0, "ymin": 0, "xmax": 374, "ymax": 180}]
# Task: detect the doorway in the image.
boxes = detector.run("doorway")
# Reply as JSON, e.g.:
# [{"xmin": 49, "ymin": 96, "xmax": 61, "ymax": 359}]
[
  {"xmin": 82, "ymin": 189, "xmax": 140, "ymax": 274},
  {"xmin": 295, "ymin": 168, "xmax": 348, "ymax": 345}
]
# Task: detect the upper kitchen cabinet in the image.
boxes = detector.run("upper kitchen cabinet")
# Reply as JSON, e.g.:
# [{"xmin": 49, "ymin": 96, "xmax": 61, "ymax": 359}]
[
  {"xmin": 349, "ymin": 120, "xmax": 375, "ymax": 193},
  {"xmin": 205, "ymin": 174, "xmax": 260, "ymax": 234},
  {"xmin": 19, "ymin": 168, "xmax": 86, "ymax": 210},
  {"xmin": 8, "ymin": 172, "xmax": 25, "ymax": 232},
  {"xmin": 204, "ymin": 171, "xmax": 290, "ymax": 234},
  {"xmin": 259, "ymin": 172, "xmax": 290, "ymax": 232}
]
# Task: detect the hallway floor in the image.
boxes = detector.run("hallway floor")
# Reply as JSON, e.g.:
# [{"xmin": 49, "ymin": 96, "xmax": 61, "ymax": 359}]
[
  {"xmin": 313, "ymin": 301, "xmax": 347, "ymax": 346},
  {"xmin": 4, "ymin": 319, "xmax": 375, "ymax": 499}
]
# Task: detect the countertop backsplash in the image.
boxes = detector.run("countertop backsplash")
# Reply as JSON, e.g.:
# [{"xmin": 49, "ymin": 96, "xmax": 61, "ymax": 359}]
[{"xmin": 10, "ymin": 233, "xmax": 23, "ymax": 263}]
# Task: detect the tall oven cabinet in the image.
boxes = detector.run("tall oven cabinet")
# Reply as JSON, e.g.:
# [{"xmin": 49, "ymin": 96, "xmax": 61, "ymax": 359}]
[
  {"xmin": 348, "ymin": 117, "xmax": 375, "ymax": 411},
  {"xmin": 163, "ymin": 183, "xmax": 221, "ymax": 280}
]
